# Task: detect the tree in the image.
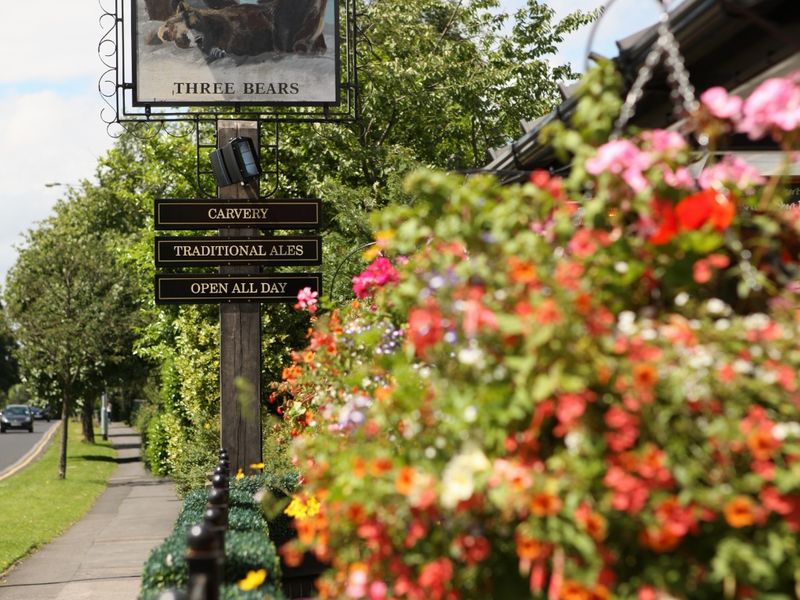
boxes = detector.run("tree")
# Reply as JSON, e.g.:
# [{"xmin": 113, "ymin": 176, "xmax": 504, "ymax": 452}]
[
  {"xmin": 5, "ymin": 194, "xmax": 143, "ymax": 477},
  {"xmin": 0, "ymin": 304, "xmax": 19, "ymax": 397},
  {"xmin": 21, "ymin": 0, "xmax": 597, "ymax": 484}
]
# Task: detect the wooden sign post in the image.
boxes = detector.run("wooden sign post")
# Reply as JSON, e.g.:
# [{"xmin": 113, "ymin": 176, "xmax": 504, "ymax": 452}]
[{"xmin": 218, "ymin": 120, "xmax": 262, "ymax": 476}]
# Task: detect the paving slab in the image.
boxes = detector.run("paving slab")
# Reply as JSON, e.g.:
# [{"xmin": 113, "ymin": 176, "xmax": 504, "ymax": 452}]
[{"xmin": 0, "ymin": 423, "xmax": 180, "ymax": 600}]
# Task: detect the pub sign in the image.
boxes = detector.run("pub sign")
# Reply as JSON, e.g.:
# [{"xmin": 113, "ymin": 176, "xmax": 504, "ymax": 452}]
[{"xmin": 134, "ymin": 0, "xmax": 339, "ymax": 106}]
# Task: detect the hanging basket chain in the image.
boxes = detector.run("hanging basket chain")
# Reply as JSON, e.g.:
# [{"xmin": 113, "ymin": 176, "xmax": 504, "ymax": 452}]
[{"xmin": 612, "ymin": 3, "xmax": 698, "ymax": 138}]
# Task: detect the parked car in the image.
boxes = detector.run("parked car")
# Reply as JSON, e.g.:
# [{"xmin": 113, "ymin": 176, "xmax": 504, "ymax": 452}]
[
  {"xmin": 30, "ymin": 406, "xmax": 50, "ymax": 422},
  {"xmin": 0, "ymin": 405, "xmax": 34, "ymax": 433}
]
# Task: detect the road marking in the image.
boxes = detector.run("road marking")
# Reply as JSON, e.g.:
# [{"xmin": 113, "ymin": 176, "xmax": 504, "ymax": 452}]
[{"xmin": 0, "ymin": 422, "xmax": 61, "ymax": 482}]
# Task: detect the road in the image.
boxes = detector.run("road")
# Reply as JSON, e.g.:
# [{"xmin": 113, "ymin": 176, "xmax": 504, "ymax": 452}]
[{"xmin": 0, "ymin": 421, "xmax": 59, "ymax": 474}]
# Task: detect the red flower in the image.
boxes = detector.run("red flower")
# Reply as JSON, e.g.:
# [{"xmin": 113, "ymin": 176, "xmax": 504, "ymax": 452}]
[
  {"xmin": 417, "ymin": 558, "xmax": 453, "ymax": 590},
  {"xmin": 352, "ymin": 256, "xmax": 400, "ymax": 298},
  {"xmin": 675, "ymin": 189, "xmax": 736, "ymax": 231},
  {"xmin": 407, "ymin": 300, "xmax": 445, "ymax": 357},
  {"xmin": 649, "ymin": 198, "xmax": 679, "ymax": 244}
]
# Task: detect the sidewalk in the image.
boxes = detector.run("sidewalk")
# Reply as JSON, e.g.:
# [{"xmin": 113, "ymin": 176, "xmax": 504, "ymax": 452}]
[{"xmin": 0, "ymin": 423, "xmax": 180, "ymax": 600}]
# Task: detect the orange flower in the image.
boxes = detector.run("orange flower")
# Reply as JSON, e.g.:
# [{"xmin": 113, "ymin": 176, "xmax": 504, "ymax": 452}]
[
  {"xmin": 530, "ymin": 491, "xmax": 562, "ymax": 517},
  {"xmin": 639, "ymin": 525, "xmax": 681, "ymax": 552},
  {"xmin": 345, "ymin": 502, "xmax": 366, "ymax": 524},
  {"xmin": 582, "ymin": 511, "xmax": 607, "ymax": 542},
  {"xmin": 559, "ymin": 580, "xmax": 593, "ymax": 600},
  {"xmin": 591, "ymin": 584, "xmax": 611, "ymax": 600},
  {"xmin": 515, "ymin": 533, "xmax": 545, "ymax": 560},
  {"xmin": 724, "ymin": 496, "xmax": 756, "ymax": 528},
  {"xmin": 535, "ymin": 299, "xmax": 562, "ymax": 325},
  {"xmin": 395, "ymin": 466, "xmax": 417, "ymax": 496},
  {"xmin": 508, "ymin": 256, "xmax": 538, "ymax": 285},
  {"xmin": 632, "ymin": 363, "xmax": 658, "ymax": 389},
  {"xmin": 352, "ymin": 457, "xmax": 366, "ymax": 478},
  {"xmin": 369, "ymin": 457, "xmax": 393, "ymax": 476},
  {"xmin": 747, "ymin": 428, "xmax": 779, "ymax": 461},
  {"xmin": 375, "ymin": 386, "xmax": 393, "ymax": 402}
]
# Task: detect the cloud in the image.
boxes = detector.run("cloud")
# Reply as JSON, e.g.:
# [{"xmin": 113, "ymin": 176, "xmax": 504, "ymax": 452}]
[
  {"xmin": 500, "ymin": 0, "xmax": 678, "ymax": 75},
  {"xmin": 0, "ymin": 1, "xmax": 109, "ymax": 84},
  {"xmin": 0, "ymin": 83, "xmax": 114, "ymax": 283}
]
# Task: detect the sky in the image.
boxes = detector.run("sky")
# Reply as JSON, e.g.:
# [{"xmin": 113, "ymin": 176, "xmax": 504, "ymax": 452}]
[{"xmin": 0, "ymin": 0, "xmax": 673, "ymax": 286}]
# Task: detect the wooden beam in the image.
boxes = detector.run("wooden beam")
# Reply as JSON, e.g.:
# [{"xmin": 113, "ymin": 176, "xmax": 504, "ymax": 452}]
[{"xmin": 218, "ymin": 120, "xmax": 262, "ymax": 476}]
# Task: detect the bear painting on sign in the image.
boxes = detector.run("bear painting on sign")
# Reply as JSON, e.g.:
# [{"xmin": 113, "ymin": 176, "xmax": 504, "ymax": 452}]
[{"xmin": 134, "ymin": 0, "xmax": 338, "ymax": 106}]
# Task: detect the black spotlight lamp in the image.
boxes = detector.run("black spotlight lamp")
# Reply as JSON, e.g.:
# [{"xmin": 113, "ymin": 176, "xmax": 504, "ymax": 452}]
[{"xmin": 210, "ymin": 136, "xmax": 262, "ymax": 187}]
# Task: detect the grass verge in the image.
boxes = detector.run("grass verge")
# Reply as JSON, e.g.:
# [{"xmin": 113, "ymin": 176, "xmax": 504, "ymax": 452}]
[{"xmin": 0, "ymin": 420, "xmax": 117, "ymax": 573}]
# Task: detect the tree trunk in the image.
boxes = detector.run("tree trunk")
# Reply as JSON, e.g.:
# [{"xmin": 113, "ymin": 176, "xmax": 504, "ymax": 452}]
[
  {"xmin": 81, "ymin": 397, "xmax": 95, "ymax": 444},
  {"xmin": 58, "ymin": 392, "xmax": 70, "ymax": 480}
]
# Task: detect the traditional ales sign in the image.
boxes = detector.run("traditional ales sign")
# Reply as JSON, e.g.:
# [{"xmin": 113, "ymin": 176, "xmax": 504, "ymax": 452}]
[
  {"xmin": 155, "ymin": 273, "xmax": 322, "ymax": 304},
  {"xmin": 154, "ymin": 199, "xmax": 321, "ymax": 230},
  {"xmin": 155, "ymin": 236, "xmax": 321, "ymax": 266}
]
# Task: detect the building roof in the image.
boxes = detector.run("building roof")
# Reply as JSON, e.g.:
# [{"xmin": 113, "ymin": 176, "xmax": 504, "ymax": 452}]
[{"xmin": 484, "ymin": 0, "xmax": 800, "ymax": 183}]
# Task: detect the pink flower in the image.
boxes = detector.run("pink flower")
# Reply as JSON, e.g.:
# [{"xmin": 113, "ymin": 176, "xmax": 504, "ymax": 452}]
[
  {"xmin": 568, "ymin": 228, "xmax": 597, "ymax": 258},
  {"xmin": 739, "ymin": 76, "xmax": 800, "ymax": 139},
  {"xmin": 700, "ymin": 86, "xmax": 743, "ymax": 120},
  {"xmin": 699, "ymin": 155, "xmax": 766, "ymax": 190},
  {"xmin": 586, "ymin": 139, "xmax": 653, "ymax": 193},
  {"xmin": 641, "ymin": 129, "xmax": 687, "ymax": 156},
  {"xmin": 368, "ymin": 580, "xmax": 388, "ymax": 600},
  {"xmin": 352, "ymin": 256, "xmax": 400, "ymax": 299},
  {"xmin": 294, "ymin": 286, "xmax": 319, "ymax": 313},
  {"xmin": 661, "ymin": 165, "xmax": 694, "ymax": 189},
  {"xmin": 461, "ymin": 287, "xmax": 498, "ymax": 337}
]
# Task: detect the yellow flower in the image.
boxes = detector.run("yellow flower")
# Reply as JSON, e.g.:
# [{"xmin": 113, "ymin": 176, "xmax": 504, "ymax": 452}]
[
  {"xmin": 305, "ymin": 496, "xmax": 321, "ymax": 517},
  {"xmin": 363, "ymin": 229, "xmax": 395, "ymax": 261},
  {"xmin": 284, "ymin": 494, "xmax": 321, "ymax": 520},
  {"xmin": 238, "ymin": 569, "xmax": 267, "ymax": 591},
  {"xmin": 235, "ymin": 468, "xmax": 244, "ymax": 481},
  {"xmin": 249, "ymin": 462, "xmax": 265, "ymax": 470},
  {"xmin": 203, "ymin": 423, "xmax": 211, "ymax": 430}
]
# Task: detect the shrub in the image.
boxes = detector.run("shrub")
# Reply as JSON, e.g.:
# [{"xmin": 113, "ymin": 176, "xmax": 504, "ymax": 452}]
[{"xmin": 140, "ymin": 478, "xmax": 285, "ymax": 599}]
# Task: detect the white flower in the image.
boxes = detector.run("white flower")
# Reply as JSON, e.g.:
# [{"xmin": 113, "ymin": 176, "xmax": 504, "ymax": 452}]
[
  {"xmin": 565, "ymin": 431, "xmax": 583, "ymax": 453},
  {"xmin": 614, "ymin": 261, "xmax": 629, "ymax": 274},
  {"xmin": 618, "ymin": 311, "xmax": 637, "ymax": 335},
  {"xmin": 706, "ymin": 298, "xmax": 730, "ymax": 315},
  {"xmin": 744, "ymin": 313, "xmax": 770, "ymax": 330},
  {"xmin": 458, "ymin": 347, "xmax": 483, "ymax": 366},
  {"xmin": 715, "ymin": 318, "xmax": 731, "ymax": 331},
  {"xmin": 440, "ymin": 443, "xmax": 490, "ymax": 509},
  {"xmin": 773, "ymin": 422, "xmax": 800, "ymax": 440},
  {"xmin": 641, "ymin": 328, "xmax": 657, "ymax": 341},
  {"xmin": 675, "ymin": 292, "xmax": 690, "ymax": 307},
  {"xmin": 463, "ymin": 405, "xmax": 478, "ymax": 423}
]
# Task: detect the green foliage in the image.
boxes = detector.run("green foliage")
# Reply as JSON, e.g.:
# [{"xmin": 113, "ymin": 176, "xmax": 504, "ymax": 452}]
[{"xmin": 140, "ymin": 478, "xmax": 284, "ymax": 599}]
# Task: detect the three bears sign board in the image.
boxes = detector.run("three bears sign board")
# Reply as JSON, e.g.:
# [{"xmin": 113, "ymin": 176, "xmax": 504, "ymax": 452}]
[{"xmin": 133, "ymin": 0, "xmax": 339, "ymax": 105}]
